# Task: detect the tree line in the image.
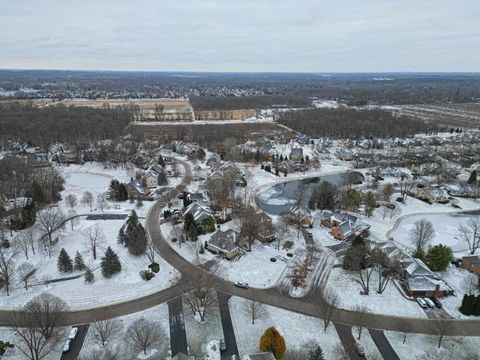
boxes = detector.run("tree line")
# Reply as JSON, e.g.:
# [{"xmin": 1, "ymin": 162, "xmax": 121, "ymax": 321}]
[
  {"xmin": 0, "ymin": 103, "xmax": 134, "ymax": 147},
  {"xmin": 278, "ymin": 108, "xmax": 438, "ymax": 139}
]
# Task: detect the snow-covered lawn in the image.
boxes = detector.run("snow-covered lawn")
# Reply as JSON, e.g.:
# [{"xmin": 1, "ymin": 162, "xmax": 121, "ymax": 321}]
[
  {"xmin": 79, "ymin": 303, "xmax": 170, "ymax": 360},
  {"xmin": 229, "ymin": 296, "xmax": 343, "ymax": 359},
  {"xmin": 440, "ymin": 265, "xmax": 479, "ymax": 318},
  {"xmin": 351, "ymin": 328, "xmax": 382, "ymax": 359},
  {"xmin": 327, "ymin": 268, "xmax": 427, "ymax": 318},
  {"xmin": 386, "ymin": 330, "xmax": 480, "ymax": 359},
  {"xmin": 183, "ymin": 297, "xmax": 224, "ymax": 358},
  {"xmin": 390, "ymin": 212, "xmax": 479, "ymax": 256},
  {"xmin": 1, "ymin": 163, "xmax": 179, "ymax": 310}
]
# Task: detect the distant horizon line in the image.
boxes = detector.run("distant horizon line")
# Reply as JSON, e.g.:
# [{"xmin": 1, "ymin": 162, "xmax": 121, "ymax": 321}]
[{"xmin": 0, "ymin": 68, "xmax": 479, "ymax": 75}]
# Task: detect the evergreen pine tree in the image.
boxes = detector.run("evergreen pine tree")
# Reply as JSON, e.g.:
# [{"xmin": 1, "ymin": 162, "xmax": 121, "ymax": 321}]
[
  {"xmin": 101, "ymin": 247, "xmax": 121, "ymax": 278},
  {"xmin": 57, "ymin": 248, "xmax": 73, "ymax": 273},
  {"xmin": 158, "ymin": 155, "xmax": 166, "ymax": 168},
  {"xmin": 31, "ymin": 181, "xmax": 47, "ymax": 206},
  {"xmin": 467, "ymin": 170, "xmax": 478, "ymax": 185},
  {"xmin": 307, "ymin": 345, "xmax": 325, "ymax": 360},
  {"xmin": 84, "ymin": 267, "xmax": 95, "ymax": 283},
  {"xmin": 363, "ymin": 191, "xmax": 377, "ymax": 217},
  {"xmin": 126, "ymin": 222, "xmax": 147, "ymax": 255},
  {"xmin": 74, "ymin": 251, "xmax": 86, "ymax": 271},
  {"xmin": 118, "ymin": 227, "xmax": 127, "ymax": 245},
  {"xmin": 474, "ymin": 295, "xmax": 480, "ymax": 316}
]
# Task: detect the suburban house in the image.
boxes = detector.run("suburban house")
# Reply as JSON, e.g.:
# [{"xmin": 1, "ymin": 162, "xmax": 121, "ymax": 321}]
[
  {"xmin": 205, "ymin": 229, "xmax": 240, "ymax": 259},
  {"xmin": 400, "ymin": 258, "xmax": 453, "ymax": 298},
  {"xmin": 244, "ymin": 352, "xmax": 276, "ymax": 360},
  {"xmin": 206, "ymin": 153, "xmax": 222, "ymax": 168},
  {"xmin": 126, "ymin": 180, "xmax": 150, "ymax": 200},
  {"xmin": 461, "ymin": 255, "xmax": 480, "ymax": 275},
  {"xmin": 187, "ymin": 192, "xmax": 208, "ymax": 204},
  {"xmin": 415, "ymin": 187, "xmax": 449, "ymax": 204},
  {"xmin": 256, "ymin": 212, "xmax": 276, "ymax": 243},
  {"xmin": 208, "ymin": 162, "xmax": 247, "ymax": 187},
  {"xmin": 290, "ymin": 147, "xmax": 303, "ymax": 162},
  {"xmin": 182, "ymin": 202, "xmax": 214, "ymax": 224},
  {"xmin": 289, "ymin": 206, "xmax": 313, "ymax": 228},
  {"xmin": 371, "ymin": 241, "xmax": 409, "ymax": 270},
  {"xmin": 144, "ymin": 171, "xmax": 159, "ymax": 188},
  {"xmin": 2, "ymin": 197, "xmax": 33, "ymax": 212},
  {"xmin": 320, "ymin": 210, "xmax": 369, "ymax": 241}
]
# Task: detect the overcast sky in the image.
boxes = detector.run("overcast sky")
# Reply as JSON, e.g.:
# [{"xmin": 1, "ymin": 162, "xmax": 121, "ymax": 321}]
[{"xmin": 0, "ymin": 0, "xmax": 479, "ymax": 72}]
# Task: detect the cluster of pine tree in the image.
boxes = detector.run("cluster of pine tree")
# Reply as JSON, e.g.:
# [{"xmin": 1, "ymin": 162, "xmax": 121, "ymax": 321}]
[
  {"xmin": 108, "ymin": 179, "xmax": 128, "ymax": 201},
  {"xmin": 460, "ymin": 294, "xmax": 480, "ymax": 316},
  {"xmin": 118, "ymin": 210, "xmax": 147, "ymax": 255},
  {"xmin": 101, "ymin": 246, "xmax": 121, "ymax": 278},
  {"xmin": 57, "ymin": 248, "xmax": 95, "ymax": 283}
]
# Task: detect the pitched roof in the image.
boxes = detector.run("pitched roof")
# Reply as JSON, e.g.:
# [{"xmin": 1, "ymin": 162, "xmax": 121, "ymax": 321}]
[
  {"xmin": 208, "ymin": 229, "xmax": 239, "ymax": 252},
  {"xmin": 246, "ymin": 352, "xmax": 276, "ymax": 360}
]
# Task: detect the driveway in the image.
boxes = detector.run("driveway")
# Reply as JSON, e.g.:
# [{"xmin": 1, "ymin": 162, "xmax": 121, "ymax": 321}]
[
  {"xmin": 60, "ymin": 324, "xmax": 90, "ymax": 360},
  {"xmin": 167, "ymin": 296, "xmax": 188, "ymax": 357},
  {"xmin": 368, "ymin": 328, "xmax": 400, "ymax": 360},
  {"xmin": 217, "ymin": 292, "xmax": 239, "ymax": 359}
]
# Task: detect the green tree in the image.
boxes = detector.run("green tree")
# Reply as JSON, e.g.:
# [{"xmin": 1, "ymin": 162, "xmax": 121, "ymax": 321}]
[
  {"xmin": 84, "ymin": 267, "xmax": 95, "ymax": 283},
  {"xmin": 259, "ymin": 327, "xmax": 286, "ymax": 359},
  {"xmin": 467, "ymin": 170, "xmax": 478, "ymax": 185},
  {"xmin": 474, "ymin": 295, "xmax": 480, "ymax": 316},
  {"xmin": 0, "ymin": 341, "xmax": 14, "ymax": 356},
  {"xmin": 101, "ymin": 247, "xmax": 121, "ymax": 278},
  {"xmin": 74, "ymin": 251, "xmax": 86, "ymax": 271},
  {"xmin": 460, "ymin": 294, "xmax": 476, "ymax": 316},
  {"xmin": 345, "ymin": 188, "xmax": 362, "ymax": 212},
  {"xmin": 307, "ymin": 344, "xmax": 325, "ymax": 360},
  {"xmin": 424, "ymin": 244, "xmax": 453, "ymax": 271},
  {"xmin": 31, "ymin": 181, "xmax": 47, "ymax": 206},
  {"xmin": 57, "ymin": 248, "xmax": 73, "ymax": 273},
  {"xmin": 363, "ymin": 191, "xmax": 377, "ymax": 217}
]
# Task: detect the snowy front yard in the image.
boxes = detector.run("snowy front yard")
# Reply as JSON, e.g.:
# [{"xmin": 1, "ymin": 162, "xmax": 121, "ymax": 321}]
[
  {"xmin": 327, "ymin": 268, "xmax": 427, "ymax": 318},
  {"xmin": 229, "ymin": 296, "xmax": 343, "ymax": 359}
]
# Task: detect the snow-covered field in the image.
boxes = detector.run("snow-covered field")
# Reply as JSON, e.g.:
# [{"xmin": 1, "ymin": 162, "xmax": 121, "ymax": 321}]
[
  {"xmin": 327, "ymin": 268, "xmax": 427, "ymax": 318},
  {"xmin": 1, "ymin": 163, "xmax": 180, "ymax": 310},
  {"xmin": 391, "ymin": 212, "xmax": 480, "ymax": 255},
  {"xmin": 386, "ymin": 330, "xmax": 480, "ymax": 359},
  {"xmin": 79, "ymin": 303, "xmax": 170, "ymax": 360},
  {"xmin": 229, "ymin": 296, "xmax": 343, "ymax": 359},
  {"xmin": 440, "ymin": 265, "xmax": 479, "ymax": 318}
]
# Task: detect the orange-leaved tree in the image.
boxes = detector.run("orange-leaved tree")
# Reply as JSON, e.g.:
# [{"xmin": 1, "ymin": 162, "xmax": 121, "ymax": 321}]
[{"xmin": 259, "ymin": 326, "xmax": 286, "ymax": 359}]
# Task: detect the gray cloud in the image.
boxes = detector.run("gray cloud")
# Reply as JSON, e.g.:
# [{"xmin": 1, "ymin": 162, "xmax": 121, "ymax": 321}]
[{"xmin": 0, "ymin": 0, "xmax": 479, "ymax": 71}]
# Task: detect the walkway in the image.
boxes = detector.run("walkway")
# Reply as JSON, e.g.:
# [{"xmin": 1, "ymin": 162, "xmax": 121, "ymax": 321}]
[{"xmin": 167, "ymin": 296, "xmax": 188, "ymax": 357}]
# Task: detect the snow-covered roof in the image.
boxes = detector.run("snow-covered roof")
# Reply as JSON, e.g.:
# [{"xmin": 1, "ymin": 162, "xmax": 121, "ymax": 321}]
[
  {"xmin": 245, "ymin": 352, "xmax": 276, "ymax": 360},
  {"xmin": 208, "ymin": 229, "xmax": 239, "ymax": 253},
  {"xmin": 401, "ymin": 258, "xmax": 433, "ymax": 277},
  {"xmin": 407, "ymin": 276, "xmax": 450, "ymax": 292}
]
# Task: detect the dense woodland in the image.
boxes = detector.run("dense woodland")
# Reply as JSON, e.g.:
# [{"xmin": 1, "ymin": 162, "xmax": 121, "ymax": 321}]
[
  {"xmin": 0, "ymin": 103, "xmax": 134, "ymax": 147},
  {"xmin": 278, "ymin": 108, "xmax": 438, "ymax": 139}
]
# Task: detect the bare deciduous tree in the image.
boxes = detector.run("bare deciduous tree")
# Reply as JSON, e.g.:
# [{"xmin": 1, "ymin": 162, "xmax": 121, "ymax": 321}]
[
  {"xmin": 9, "ymin": 293, "xmax": 67, "ymax": 360},
  {"xmin": 410, "ymin": 219, "xmax": 435, "ymax": 256},
  {"xmin": 183, "ymin": 274, "xmax": 217, "ymax": 323},
  {"xmin": 319, "ymin": 287, "xmax": 339, "ymax": 331},
  {"xmin": 125, "ymin": 317, "xmax": 164, "ymax": 355},
  {"xmin": 65, "ymin": 193, "xmax": 77, "ymax": 209},
  {"xmin": 233, "ymin": 205, "xmax": 260, "ymax": 251},
  {"xmin": 81, "ymin": 191, "xmax": 94, "ymax": 210},
  {"xmin": 93, "ymin": 319, "xmax": 123, "ymax": 347},
  {"xmin": 396, "ymin": 318, "xmax": 410, "ymax": 345},
  {"xmin": 17, "ymin": 262, "xmax": 37, "ymax": 290},
  {"xmin": 400, "ymin": 176, "xmax": 415, "ymax": 203},
  {"xmin": 84, "ymin": 224, "xmax": 105, "ymax": 260},
  {"xmin": 0, "ymin": 248, "xmax": 16, "ymax": 296},
  {"xmin": 431, "ymin": 314, "xmax": 451, "ymax": 349},
  {"xmin": 353, "ymin": 305, "xmax": 369, "ymax": 340},
  {"xmin": 461, "ymin": 272, "xmax": 479, "ymax": 295},
  {"xmin": 146, "ymin": 239, "xmax": 156, "ymax": 265},
  {"xmin": 244, "ymin": 300, "xmax": 266, "ymax": 325},
  {"xmin": 15, "ymin": 226, "xmax": 38, "ymax": 260},
  {"xmin": 456, "ymin": 216, "xmax": 480, "ymax": 255},
  {"xmin": 36, "ymin": 208, "xmax": 64, "ymax": 247},
  {"xmin": 96, "ymin": 193, "xmax": 108, "ymax": 217}
]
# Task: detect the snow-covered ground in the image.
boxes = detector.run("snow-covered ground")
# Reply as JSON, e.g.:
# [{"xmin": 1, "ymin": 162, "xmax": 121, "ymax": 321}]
[
  {"xmin": 79, "ymin": 303, "xmax": 170, "ymax": 360},
  {"xmin": 440, "ymin": 265, "xmax": 479, "ymax": 318},
  {"xmin": 327, "ymin": 268, "xmax": 427, "ymax": 318},
  {"xmin": 390, "ymin": 212, "xmax": 480, "ymax": 256},
  {"xmin": 229, "ymin": 296, "xmax": 343, "ymax": 359},
  {"xmin": 386, "ymin": 330, "xmax": 480, "ymax": 359},
  {"xmin": 1, "ymin": 163, "xmax": 180, "ymax": 310}
]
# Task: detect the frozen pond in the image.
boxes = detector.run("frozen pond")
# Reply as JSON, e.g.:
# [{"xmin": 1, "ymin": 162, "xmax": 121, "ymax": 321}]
[{"xmin": 256, "ymin": 172, "xmax": 364, "ymax": 215}]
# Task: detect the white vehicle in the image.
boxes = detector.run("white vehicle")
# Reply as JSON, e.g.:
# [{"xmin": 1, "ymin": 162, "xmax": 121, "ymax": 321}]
[
  {"xmin": 423, "ymin": 298, "xmax": 435, "ymax": 308},
  {"xmin": 68, "ymin": 327, "xmax": 78, "ymax": 340},
  {"xmin": 62, "ymin": 339, "xmax": 71, "ymax": 353},
  {"xmin": 235, "ymin": 281, "xmax": 249, "ymax": 289},
  {"xmin": 416, "ymin": 298, "xmax": 428, "ymax": 308}
]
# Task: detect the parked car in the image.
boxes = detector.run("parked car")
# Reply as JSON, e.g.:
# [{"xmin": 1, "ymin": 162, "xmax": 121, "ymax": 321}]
[
  {"xmin": 235, "ymin": 281, "xmax": 249, "ymax": 289},
  {"xmin": 354, "ymin": 342, "xmax": 365, "ymax": 357},
  {"xmin": 62, "ymin": 339, "xmax": 71, "ymax": 353},
  {"xmin": 68, "ymin": 327, "xmax": 78, "ymax": 340},
  {"xmin": 430, "ymin": 297, "xmax": 443, "ymax": 309},
  {"xmin": 423, "ymin": 298, "xmax": 435, "ymax": 308},
  {"xmin": 220, "ymin": 339, "xmax": 227, "ymax": 352},
  {"xmin": 231, "ymin": 355, "xmax": 238, "ymax": 360},
  {"xmin": 416, "ymin": 298, "xmax": 428, "ymax": 308}
]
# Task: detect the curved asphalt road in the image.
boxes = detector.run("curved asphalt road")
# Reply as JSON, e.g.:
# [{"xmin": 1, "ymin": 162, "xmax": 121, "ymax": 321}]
[{"xmin": 1, "ymin": 157, "xmax": 480, "ymax": 338}]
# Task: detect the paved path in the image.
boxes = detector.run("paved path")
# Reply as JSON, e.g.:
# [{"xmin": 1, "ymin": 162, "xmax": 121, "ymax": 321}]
[
  {"xmin": 167, "ymin": 297, "xmax": 188, "ymax": 357},
  {"xmin": 217, "ymin": 292, "xmax": 239, "ymax": 359},
  {"xmin": 334, "ymin": 323, "xmax": 364, "ymax": 360},
  {"xmin": 60, "ymin": 324, "xmax": 90, "ymax": 360},
  {"xmin": 368, "ymin": 328, "xmax": 400, "ymax": 360}
]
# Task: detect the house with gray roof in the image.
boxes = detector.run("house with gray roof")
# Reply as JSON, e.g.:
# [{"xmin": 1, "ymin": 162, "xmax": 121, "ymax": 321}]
[{"xmin": 205, "ymin": 229, "xmax": 240, "ymax": 259}]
